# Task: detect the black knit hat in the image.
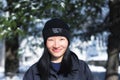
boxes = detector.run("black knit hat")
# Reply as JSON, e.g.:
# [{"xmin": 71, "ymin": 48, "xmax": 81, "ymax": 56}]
[{"xmin": 42, "ymin": 18, "xmax": 71, "ymax": 45}]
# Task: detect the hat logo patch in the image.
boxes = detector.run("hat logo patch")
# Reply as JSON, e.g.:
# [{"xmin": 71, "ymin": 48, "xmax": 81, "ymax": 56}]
[{"xmin": 52, "ymin": 28, "xmax": 62, "ymax": 33}]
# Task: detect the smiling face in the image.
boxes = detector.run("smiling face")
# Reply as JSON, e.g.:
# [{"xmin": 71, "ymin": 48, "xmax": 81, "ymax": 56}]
[{"xmin": 46, "ymin": 36, "xmax": 68, "ymax": 63}]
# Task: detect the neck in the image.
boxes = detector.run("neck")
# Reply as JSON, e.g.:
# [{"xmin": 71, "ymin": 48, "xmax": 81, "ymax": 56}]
[{"xmin": 51, "ymin": 56, "xmax": 63, "ymax": 63}]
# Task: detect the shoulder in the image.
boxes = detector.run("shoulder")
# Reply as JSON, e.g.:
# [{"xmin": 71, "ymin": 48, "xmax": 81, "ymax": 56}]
[
  {"xmin": 78, "ymin": 60, "xmax": 94, "ymax": 80},
  {"xmin": 27, "ymin": 63, "xmax": 37, "ymax": 73},
  {"xmin": 70, "ymin": 51, "xmax": 90, "ymax": 69},
  {"xmin": 70, "ymin": 51, "xmax": 89, "ymax": 68},
  {"xmin": 78, "ymin": 60, "xmax": 88, "ymax": 67},
  {"xmin": 71, "ymin": 52, "xmax": 91, "ymax": 72},
  {"xmin": 23, "ymin": 62, "xmax": 39, "ymax": 80},
  {"xmin": 78, "ymin": 59, "xmax": 92, "ymax": 72}
]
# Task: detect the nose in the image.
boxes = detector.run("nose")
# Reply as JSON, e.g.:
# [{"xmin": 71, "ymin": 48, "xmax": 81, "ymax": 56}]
[{"xmin": 53, "ymin": 39, "xmax": 60, "ymax": 48}]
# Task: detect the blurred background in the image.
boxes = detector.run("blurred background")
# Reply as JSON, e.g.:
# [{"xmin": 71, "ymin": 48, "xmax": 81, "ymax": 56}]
[{"xmin": 0, "ymin": 0, "xmax": 120, "ymax": 80}]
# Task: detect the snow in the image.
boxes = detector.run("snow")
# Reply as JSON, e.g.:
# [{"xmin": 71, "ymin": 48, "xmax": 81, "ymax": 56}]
[
  {"xmin": 87, "ymin": 53, "xmax": 108, "ymax": 61},
  {"xmin": 89, "ymin": 65, "xmax": 106, "ymax": 72}
]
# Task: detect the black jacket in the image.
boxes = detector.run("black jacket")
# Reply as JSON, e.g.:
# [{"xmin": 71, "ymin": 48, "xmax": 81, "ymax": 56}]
[{"xmin": 23, "ymin": 53, "xmax": 94, "ymax": 80}]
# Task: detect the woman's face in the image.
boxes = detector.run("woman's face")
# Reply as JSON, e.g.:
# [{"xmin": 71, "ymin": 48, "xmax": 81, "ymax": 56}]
[{"xmin": 46, "ymin": 36, "xmax": 68, "ymax": 63}]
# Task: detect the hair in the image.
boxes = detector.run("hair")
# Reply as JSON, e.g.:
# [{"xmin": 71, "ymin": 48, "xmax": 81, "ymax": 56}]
[{"xmin": 37, "ymin": 46, "xmax": 72, "ymax": 80}]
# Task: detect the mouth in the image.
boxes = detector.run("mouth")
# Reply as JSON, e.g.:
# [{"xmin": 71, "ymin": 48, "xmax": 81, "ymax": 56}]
[{"xmin": 52, "ymin": 48, "xmax": 61, "ymax": 53}]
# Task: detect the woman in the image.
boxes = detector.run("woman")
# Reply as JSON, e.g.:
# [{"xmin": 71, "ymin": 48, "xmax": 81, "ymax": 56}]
[{"xmin": 23, "ymin": 18, "xmax": 94, "ymax": 80}]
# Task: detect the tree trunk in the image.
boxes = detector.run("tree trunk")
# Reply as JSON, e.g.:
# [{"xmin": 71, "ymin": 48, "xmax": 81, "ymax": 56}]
[
  {"xmin": 5, "ymin": 36, "xmax": 19, "ymax": 78},
  {"xmin": 105, "ymin": 0, "xmax": 120, "ymax": 80},
  {"xmin": 106, "ymin": 35, "xmax": 119, "ymax": 80}
]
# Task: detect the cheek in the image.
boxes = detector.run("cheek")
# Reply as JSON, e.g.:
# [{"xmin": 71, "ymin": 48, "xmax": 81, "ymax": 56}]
[
  {"xmin": 46, "ymin": 42, "xmax": 53, "ymax": 48},
  {"xmin": 62, "ymin": 41, "xmax": 69, "ymax": 47}
]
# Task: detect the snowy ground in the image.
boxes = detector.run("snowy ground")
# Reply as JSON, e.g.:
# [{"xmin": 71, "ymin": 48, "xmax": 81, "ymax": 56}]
[{"xmin": 0, "ymin": 65, "xmax": 120, "ymax": 80}]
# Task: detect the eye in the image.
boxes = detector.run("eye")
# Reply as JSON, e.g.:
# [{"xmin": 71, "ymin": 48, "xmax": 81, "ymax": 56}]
[
  {"xmin": 47, "ymin": 38, "xmax": 53, "ymax": 41},
  {"xmin": 60, "ymin": 38, "xmax": 65, "ymax": 41}
]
